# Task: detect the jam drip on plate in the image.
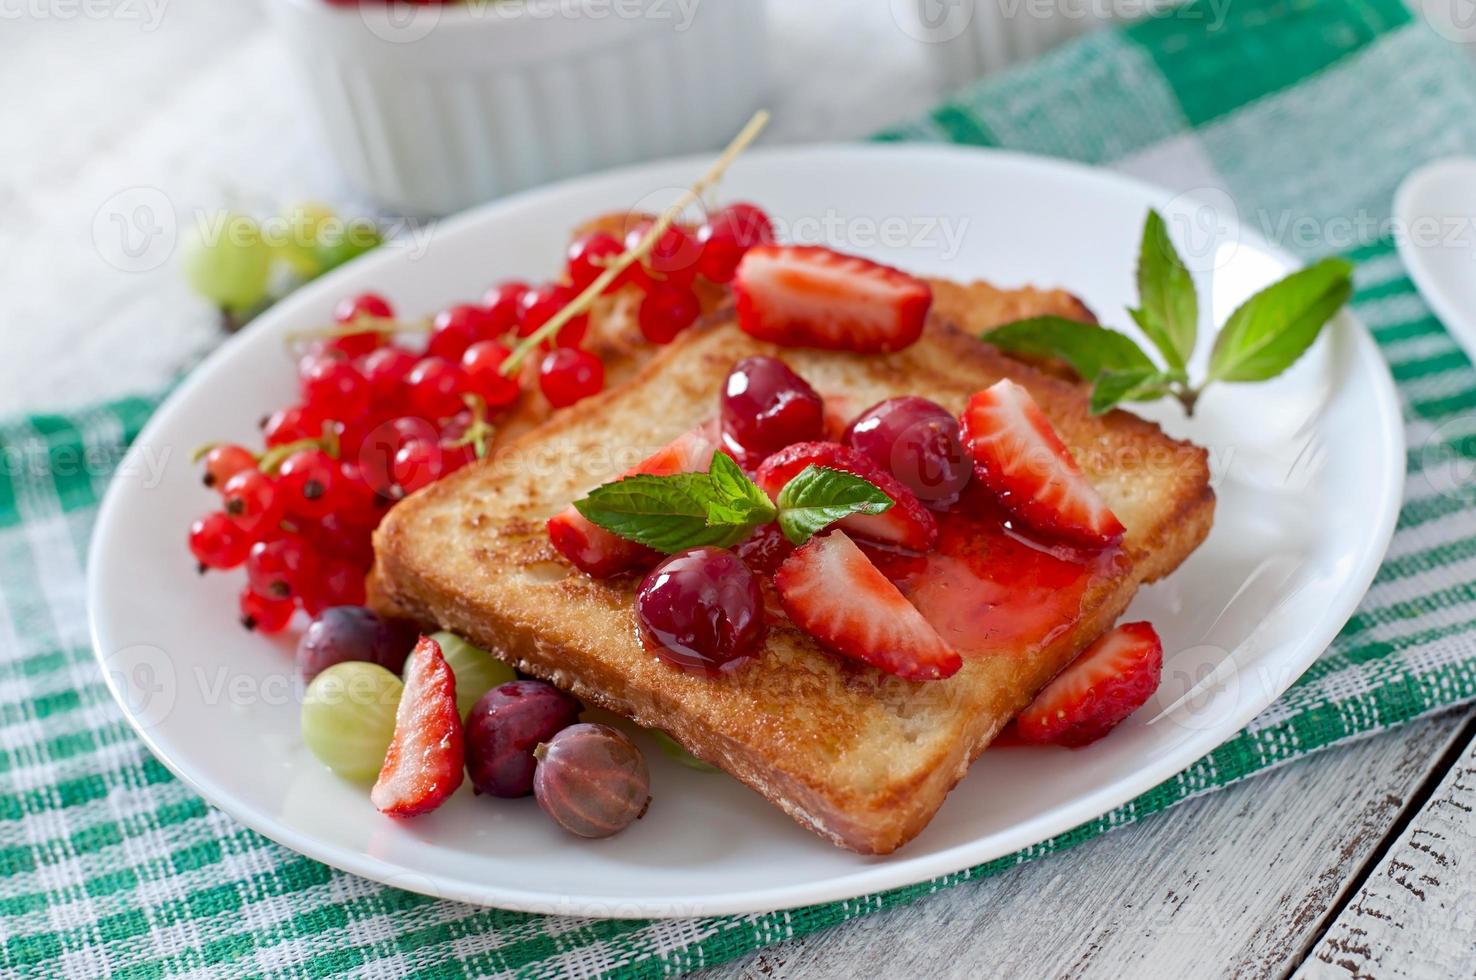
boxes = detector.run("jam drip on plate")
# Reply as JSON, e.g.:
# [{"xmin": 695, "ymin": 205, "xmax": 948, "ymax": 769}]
[{"xmin": 867, "ymin": 484, "xmax": 1128, "ymax": 659}]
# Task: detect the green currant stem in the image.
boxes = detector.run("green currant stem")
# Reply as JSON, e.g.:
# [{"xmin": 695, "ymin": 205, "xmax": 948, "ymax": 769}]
[
  {"xmin": 283, "ymin": 315, "xmax": 432, "ymax": 348},
  {"xmin": 448, "ymin": 394, "xmax": 496, "ymax": 460},
  {"xmin": 190, "ymin": 441, "xmax": 222, "ymax": 464},
  {"xmin": 499, "ymin": 108, "xmax": 771, "ymax": 378},
  {"xmin": 256, "ymin": 424, "xmax": 340, "ymax": 475}
]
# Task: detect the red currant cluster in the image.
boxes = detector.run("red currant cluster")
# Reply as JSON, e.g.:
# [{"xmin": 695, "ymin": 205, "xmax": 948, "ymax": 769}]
[
  {"xmin": 187, "ymin": 201, "xmax": 774, "ymax": 635},
  {"xmin": 571, "ymin": 203, "xmax": 774, "ymax": 347}
]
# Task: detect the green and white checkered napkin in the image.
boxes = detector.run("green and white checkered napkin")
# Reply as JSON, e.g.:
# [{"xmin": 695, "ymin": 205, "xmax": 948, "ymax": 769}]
[{"xmin": 9, "ymin": 0, "xmax": 1476, "ymax": 975}]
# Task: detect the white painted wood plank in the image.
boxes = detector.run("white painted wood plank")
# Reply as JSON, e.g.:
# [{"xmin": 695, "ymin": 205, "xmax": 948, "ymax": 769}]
[
  {"xmin": 1297, "ymin": 726, "xmax": 1476, "ymax": 980},
  {"xmin": 697, "ymin": 714, "xmax": 1469, "ymax": 980}
]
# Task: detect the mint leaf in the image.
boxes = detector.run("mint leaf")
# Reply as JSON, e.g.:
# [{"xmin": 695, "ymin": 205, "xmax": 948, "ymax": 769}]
[
  {"xmin": 705, "ymin": 451, "xmax": 776, "ymax": 527},
  {"xmin": 775, "ymin": 465, "xmax": 894, "ymax": 545},
  {"xmin": 573, "ymin": 452, "xmax": 775, "ymax": 553},
  {"xmin": 983, "ymin": 317, "xmax": 1156, "ymax": 382},
  {"xmin": 1207, "ymin": 257, "xmax": 1354, "ymax": 383},
  {"xmin": 1090, "ymin": 368, "xmax": 1176, "ymax": 415},
  {"xmin": 1130, "ymin": 210, "xmax": 1198, "ymax": 372},
  {"xmin": 574, "ymin": 473, "xmax": 737, "ymax": 552}
]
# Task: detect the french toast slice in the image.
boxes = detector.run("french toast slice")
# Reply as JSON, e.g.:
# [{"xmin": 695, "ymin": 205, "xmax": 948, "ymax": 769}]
[{"xmin": 371, "ymin": 316, "xmax": 1213, "ymax": 854}]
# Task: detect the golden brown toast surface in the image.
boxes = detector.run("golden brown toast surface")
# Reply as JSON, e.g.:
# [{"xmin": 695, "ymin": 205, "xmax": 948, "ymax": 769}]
[{"xmin": 371, "ymin": 317, "xmax": 1213, "ymax": 853}]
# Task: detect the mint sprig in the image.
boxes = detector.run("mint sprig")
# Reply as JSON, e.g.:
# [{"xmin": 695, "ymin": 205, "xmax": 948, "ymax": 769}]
[
  {"xmin": 775, "ymin": 464, "xmax": 894, "ymax": 545},
  {"xmin": 573, "ymin": 453, "xmax": 893, "ymax": 553},
  {"xmin": 982, "ymin": 210, "xmax": 1355, "ymax": 415}
]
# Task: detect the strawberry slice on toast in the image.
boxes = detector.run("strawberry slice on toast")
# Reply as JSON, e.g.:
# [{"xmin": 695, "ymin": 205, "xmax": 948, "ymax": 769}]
[
  {"xmin": 1014, "ymin": 621, "xmax": 1163, "ymax": 747},
  {"xmin": 960, "ymin": 379, "xmax": 1125, "ymax": 548},
  {"xmin": 372, "ymin": 635, "xmax": 465, "ymax": 816},
  {"xmin": 755, "ymin": 441, "xmax": 938, "ymax": 552},
  {"xmin": 776, "ymin": 530, "xmax": 961, "ymax": 681},
  {"xmin": 734, "ymin": 245, "xmax": 932, "ymax": 354},
  {"xmin": 548, "ymin": 421, "xmax": 720, "ymax": 577}
]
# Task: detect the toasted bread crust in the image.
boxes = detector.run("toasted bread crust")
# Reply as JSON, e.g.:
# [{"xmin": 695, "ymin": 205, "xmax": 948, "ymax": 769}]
[{"xmin": 372, "ymin": 317, "xmax": 1213, "ymax": 853}]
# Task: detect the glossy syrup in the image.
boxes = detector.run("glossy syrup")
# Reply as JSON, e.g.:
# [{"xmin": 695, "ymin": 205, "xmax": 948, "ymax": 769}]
[{"xmin": 868, "ymin": 484, "xmax": 1127, "ymax": 659}]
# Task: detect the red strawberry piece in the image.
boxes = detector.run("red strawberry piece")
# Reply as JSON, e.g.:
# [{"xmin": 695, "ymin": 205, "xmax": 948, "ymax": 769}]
[
  {"xmin": 754, "ymin": 441, "xmax": 937, "ymax": 552},
  {"xmin": 775, "ymin": 531, "xmax": 960, "ymax": 681},
  {"xmin": 1013, "ymin": 621, "xmax": 1163, "ymax": 747},
  {"xmin": 371, "ymin": 636, "xmax": 465, "ymax": 817},
  {"xmin": 960, "ymin": 380, "xmax": 1125, "ymax": 548},
  {"xmin": 733, "ymin": 245, "xmax": 932, "ymax": 354},
  {"xmin": 547, "ymin": 421, "xmax": 720, "ymax": 578}
]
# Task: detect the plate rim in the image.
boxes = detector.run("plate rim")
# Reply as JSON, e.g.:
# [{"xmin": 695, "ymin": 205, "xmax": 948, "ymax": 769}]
[{"xmin": 87, "ymin": 141, "xmax": 1407, "ymax": 918}]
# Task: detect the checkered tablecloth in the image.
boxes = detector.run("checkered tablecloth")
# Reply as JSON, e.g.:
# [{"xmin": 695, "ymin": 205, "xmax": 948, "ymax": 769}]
[{"xmin": 7, "ymin": 0, "xmax": 1476, "ymax": 976}]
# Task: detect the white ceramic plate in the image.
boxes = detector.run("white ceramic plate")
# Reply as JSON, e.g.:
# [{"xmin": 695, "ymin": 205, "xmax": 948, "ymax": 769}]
[
  {"xmin": 88, "ymin": 144, "xmax": 1404, "ymax": 918},
  {"xmin": 1395, "ymin": 157, "xmax": 1476, "ymax": 359}
]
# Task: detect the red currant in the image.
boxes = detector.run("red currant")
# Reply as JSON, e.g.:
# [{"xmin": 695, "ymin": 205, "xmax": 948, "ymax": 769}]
[
  {"xmin": 261, "ymin": 403, "xmax": 326, "ymax": 447},
  {"xmin": 697, "ymin": 203, "xmax": 775, "ymax": 283},
  {"xmin": 188, "ymin": 512, "xmax": 252, "ymax": 570},
  {"xmin": 637, "ymin": 284, "xmax": 701, "ymax": 344},
  {"xmin": 305, "ymin": 511, "xmax": 376, "ymax": 570},
  {"xmin": 246, "ymin": 535, "xmax": 315, "ymax": 602},
  {"xmin": 303, "ymin": 557, "xmax": 368, "ymax": 617},
  {"xmin": 392, "ymin": 438, "xmax": 444, "ymax": 494},
  {"xmin": 566, "ymin": 232, "xmax": 626, "ymax": 292},
  {"xmin": 353, "ymin": 416, "xmax": 439, "ymax": 496},
  {"xmin": 429, "ymin": 304, "xmax": 497, "ymax": 360},
  {"xmin": 220, "ymin": 469, "xmax": 284, "ymax": 538},
  {"xmin": 626, "ymin": 221, "xmax": 701, "ymax": 286},
  {"xmin": 336, "ymin": 292, "xmax": 393, "ymax": 323},
  {"xmin": 300, "ymin": 358, "xmax": 370, "ymax": 421},
  {"xmin": 538, "ymin": 348, "xmax": 604, "ymax": 408},
  {"xmin": 276, "ymin": 448, "xmax": 338, "ymax": 521},
  {"xmin": 518, "ymin": 283, "xmax": 589, "ymax": 348},
  {"xmin": 239, "ymin": 586, "xmax": 295, "ymax": 634},
  {"xmin": 483, "ymin": 281, "xmax": 529, "ymax": 336},
  {"xmin": 405, "ymin": 357, "xmax": 467, "ymax": 421},
  {"xmin": 201, "ymin": 444, "xmax": 256, "ymax": 490},
  {"xmin": 329, "ymin": 292, "xmax": 393, "ymax": 357},
  {"xmin": 331, "ymin": 460, "xmax": 386, "ymax": 529},
  {"xmin": 357, "ymin": 345, "xmax": 418, "ymax": 408},
  {"xmin": 461, "ymin": 341, "xmax": 521, "ymax": 409}
]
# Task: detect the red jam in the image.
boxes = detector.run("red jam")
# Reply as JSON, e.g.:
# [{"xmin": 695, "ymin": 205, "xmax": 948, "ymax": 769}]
[{"xmin": 868, "ymin": 484, "xmax": 1127, "ymax": 659}]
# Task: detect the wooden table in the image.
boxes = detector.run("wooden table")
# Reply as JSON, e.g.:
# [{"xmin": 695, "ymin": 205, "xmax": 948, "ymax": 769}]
[{"xmin": 9, "ymin": 2, "xmax": 1473, "ymax": 977}]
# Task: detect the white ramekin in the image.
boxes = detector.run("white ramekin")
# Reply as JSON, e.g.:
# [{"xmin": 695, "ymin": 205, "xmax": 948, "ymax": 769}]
[
  {"xmin": 907, "ymin": 0, "xmax": 1151, "ymax": 89},
  {"xmin": 265, "ymin": 0, "xmax": 769, "ymax": 216}
]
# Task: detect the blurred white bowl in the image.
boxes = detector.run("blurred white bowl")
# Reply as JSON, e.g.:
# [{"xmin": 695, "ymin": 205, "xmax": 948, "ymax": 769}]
[{"xmin": 265, "ymin": 0, "xmax": 769, "ymax": 216}]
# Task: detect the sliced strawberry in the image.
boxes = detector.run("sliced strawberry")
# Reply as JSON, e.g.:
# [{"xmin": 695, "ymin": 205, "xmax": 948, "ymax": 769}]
[
  {"xmin": 733, "ymin": 245, "xmax": 932, "ymax": 354},
  {"xmin": 547, "ymin": 421, "xmax": 719, "ymax": 577},
  {"xmin": 960, "ymin": 380, "xmax": 1125, "ymax": 548},
  {"xmin": 775, "ymin": 530, "xmax": 960, "ymax": 681},
  {"xmin": 546, "ymin": 512, "xmax": 656, "ymax": 579},
  {"xmin": 372, "ymin": 635, "xmax": 465, "ymax": 817},
  {"xmin": 820, "ymin": 391, "xmax": 860, "ymax": 442},
  {"xmin": 754, "ymin": 441, "xmax": 937, "ymax": 552},
  {"xmin": 1014, "ymin": 621, "xmax": 1163, "ymax": 747}
]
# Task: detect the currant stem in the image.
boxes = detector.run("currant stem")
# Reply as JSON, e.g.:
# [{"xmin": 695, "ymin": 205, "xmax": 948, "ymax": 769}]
[
  {"xmin": 449, "ymin": 393, "xmax": 496, "ymax": 460},
  {"xmin": 256, "ymin": 423, "xmax": 340, "ymax": 475},
  {"xmin": 283, "ymin": 315, "xmax": 433, "ymax": 348},
  {"xmin": 499, "ymin": 108, "xmax": 772, "ymax": 378}
]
